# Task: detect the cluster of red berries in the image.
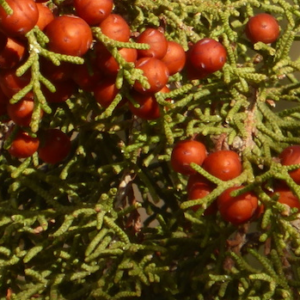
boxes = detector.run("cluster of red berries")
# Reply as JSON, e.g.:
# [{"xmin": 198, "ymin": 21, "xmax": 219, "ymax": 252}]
[
  {"xmin": 0, "ymin": 0, "xmax": 285, "ymax": 176},
  {"xmin": 0, "ymin": 0, "xmax": 228, "ymax": 161},
  {"xmin": 0, "ymin": 0, "xmax": 75, "ymax": 164},
  {"xmin": 171, "ymin": 140, "xmax": 300, "ymax": 226},
  {"xmin": 169, "ymin": 13, "xmax": 283, "ymax": 226}
]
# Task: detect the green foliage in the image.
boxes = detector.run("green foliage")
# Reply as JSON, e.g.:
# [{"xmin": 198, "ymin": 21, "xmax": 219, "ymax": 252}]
[{"xmin": 1, "ymin": 0, "xmax": 300, "ymax": 299}]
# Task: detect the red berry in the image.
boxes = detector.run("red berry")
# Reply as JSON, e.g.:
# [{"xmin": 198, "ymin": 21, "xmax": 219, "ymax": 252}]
[
  {"xmin": 188, "ymin": 38, "xmax": 226, "ymax": 74},
  {"xmin": 245, "ymin": 13, "xmax": 280, "ymax": 44},
  {"xmin": 36, "ymin": 3, "xmax": 55, "ymax": 31},
  {"xmin": 128, "ymin": 90, "xmax": 160, "ymax": 120},
  {"xmin": 218, "ymin": 186, "xmax": 258, "ymax": 226},
  {"xmin": 171, "ymin": 140, "xmax": 207, "ymax": 175},
  {"xmin": 273, "ymin": 187, "xmax": 300, "ymax": 211},
  {"xmin": 0, "ymin": 0, "xmax": 39, "ymax": 37},
  {"xmin": 38, "ymin": 129, "xmax": 71, "ymax": 164},
  {"xmin": 99, "ymin": 14, "xmax": 131, "ymax": 42},
  {"xmin": 0, "ymin": 68, "xmax": 31, "ymax": 98},
  {"xmin": 8, "ymin": 130, "xmax": 39, "ymax": 158},
  {"xmin": 74, "ymin": 0, "xmax": 113, "ymax": 25},
  {"xmin": 188, "ymin": 177, "xmax": 217, "ymax": 215},
  {"xmin": 202, "ymin": 150, "xmax": 242, "ymax": 181},
  {"xmin": 136, "ymin": 28, "xmax": 168, "ymax": 59},
  {"xmin": 161, "ymin": 41, "xmax": 186, "ymax": 76},
  {"xmin": 133, "ymin": 57, "xmax": 169, "ymax": 94},
  {"xmin": 0, "ymin": 37, "xmax": 26, "ymax": 69},
  {"xmin": 187, "ymin": 173, "xmax": 208, "ymax": 191},
  {"xmin": 72, "ymin": 63, "xmax": 102, "ymax": 91},
  {"xmin": 95, "ymin": 45, "xmax": 137, "ymax": 77},
  {"xmin": 45, "ymin": 15, "xmax": 93, "ymax": 57},
  {"xmin": 93, "ymin": 79, "xmax": 120, "ymax": 108},
  {"xmin": 279, "ymin": 145, "xmax": 300, "ymax": 184},
  {"xmin": 7, "ymin": 98, "xmax": 43, "ymax": 127}
]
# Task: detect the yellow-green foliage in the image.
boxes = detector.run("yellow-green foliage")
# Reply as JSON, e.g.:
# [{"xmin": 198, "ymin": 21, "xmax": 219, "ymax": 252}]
[{"xmin": 1, "ymin": 0, "xmax": 300, "ymax": 299}]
